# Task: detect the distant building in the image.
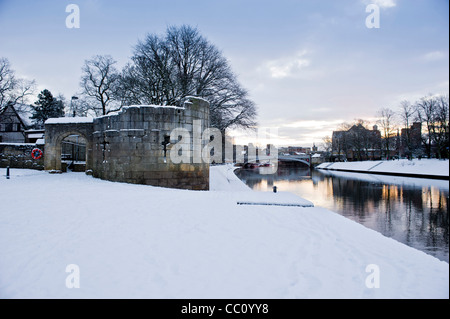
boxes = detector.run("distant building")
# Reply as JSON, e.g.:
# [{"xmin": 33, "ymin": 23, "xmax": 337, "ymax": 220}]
[
  {"xmin": 311, "ymin": 152, "xmax": 324, "ymax": 165},
  {"xmin": 0, "ymin": 103, "xmax": 34, "ymax": 143},
  {"xmin": 332, "ymin": 124, "xmax": 382, "ymax": 161},
  {"xmin": 288, "ymin": 146, "xmax": 312, "ymax": 155}
]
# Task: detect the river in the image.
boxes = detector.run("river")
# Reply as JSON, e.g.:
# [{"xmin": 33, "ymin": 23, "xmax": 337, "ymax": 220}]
[{"xmin": 235, "ymin": 166, "xmax": 449, "ymax": 263}]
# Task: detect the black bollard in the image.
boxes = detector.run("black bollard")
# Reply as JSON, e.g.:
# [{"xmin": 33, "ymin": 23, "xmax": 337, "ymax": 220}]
[
  {"xmin": 273, "ymin": 186, "xmax": 277, "ymax": 193},
  {"xmin": 6, "ymin": 166, "xmax": 10, "ymax": 179}
]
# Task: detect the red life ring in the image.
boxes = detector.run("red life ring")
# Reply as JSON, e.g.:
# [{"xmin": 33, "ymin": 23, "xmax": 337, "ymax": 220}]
[{"xmin": 31, "ymin": 148, "xmax": 43, "ymax": 160}]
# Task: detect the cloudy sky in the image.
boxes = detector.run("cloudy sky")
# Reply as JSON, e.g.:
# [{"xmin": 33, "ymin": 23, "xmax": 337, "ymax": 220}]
[{"xmin": 0, "ymin": 0, "xmax": 448, "ymax": 147}]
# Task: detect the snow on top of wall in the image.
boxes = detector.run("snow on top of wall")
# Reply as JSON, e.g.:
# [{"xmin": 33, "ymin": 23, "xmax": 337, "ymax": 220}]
[
  {"xmin": 45, "ymin": 117, "xmax": 94, "ymax": 125},
  {"xmin": 27, "ymin": 133, "xmax": 44, "ymax": 139},
  {"xmin": 0, "ymin": 142, "xmax": 37, "ymax": 146},
  {"xmin": 184, "ymin": 96, "xmax": 209, "ymax": 104},
  {"xmin": 122, "ymin": 105, "xmax": 185, "ymax": 112},
  {"xmin": 96, "ymin": 104, "xmax": 185, "ymax": 119}
]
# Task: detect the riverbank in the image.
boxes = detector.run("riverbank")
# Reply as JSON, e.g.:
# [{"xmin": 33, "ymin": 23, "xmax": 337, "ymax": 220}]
[
  {"xmin": 237, "ymin": 166, "xmax": 449, "ymax": 263},
  {"xmin": 317, "ymin": 159, "xmax": 449, "ymax": 180},
  {"xmin": 0, "ymin": 166, "xmax": 448, "ymax": 298}
]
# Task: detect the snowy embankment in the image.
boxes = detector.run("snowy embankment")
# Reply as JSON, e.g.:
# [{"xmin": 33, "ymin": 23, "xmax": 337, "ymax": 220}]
[
  {"xmin": 317, "ymin": 159, "xmax": 449, "ymax": 179},
  {"xmin": 0, "ymin": 166, "xmax": 448, "ymax": 299}
]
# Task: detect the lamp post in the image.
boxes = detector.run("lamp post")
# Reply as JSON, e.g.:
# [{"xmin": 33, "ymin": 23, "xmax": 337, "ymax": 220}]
[{"xmin": 71, "ymin": 96, "xmax": 79, "ymax": 117}]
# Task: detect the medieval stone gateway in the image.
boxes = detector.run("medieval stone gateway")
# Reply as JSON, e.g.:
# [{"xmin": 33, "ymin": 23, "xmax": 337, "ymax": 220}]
[
  {"xmin": 44, "ymin": 97, "xmax": 210, "ymax": 190},
  {"xmin": 44, "ymin": 119, "xmax": 95, "ymax": 172}
]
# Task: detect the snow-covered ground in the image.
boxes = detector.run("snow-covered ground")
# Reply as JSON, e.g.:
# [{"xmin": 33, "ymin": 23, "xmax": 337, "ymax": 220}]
[
  {"xmin": 0, "ymin": 166, "xmax": 448, "ymax": 299},
  {"xmin": 317, "ymin": 159, "xmax": 449, "ymax": 177}
]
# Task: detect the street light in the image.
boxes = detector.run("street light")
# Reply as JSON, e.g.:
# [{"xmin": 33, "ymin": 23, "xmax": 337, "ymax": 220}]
[{"xmin": 71, "ymin": 96, "xmax": 79, "ymax": 117}]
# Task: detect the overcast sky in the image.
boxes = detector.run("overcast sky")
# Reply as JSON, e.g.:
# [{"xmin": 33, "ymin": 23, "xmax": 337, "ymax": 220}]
[{"xmin": 0, "ymin": 0, "xmax": 448, "ymax": 147}]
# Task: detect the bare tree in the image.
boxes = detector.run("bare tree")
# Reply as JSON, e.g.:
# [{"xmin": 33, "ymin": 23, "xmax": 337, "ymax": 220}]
[
  {"xmin": 120, "ymin": 25, "xmax": 257, "ymax": 132},
  {"xmin": 398, "ymin": 100, "xmax": 416, "ymax": 158},
  {"xmin": 340, "ymin": 132, "xmax": 351, "ymax": 160},
  {"xmin": 69, "ymin": 96, "xmax": 99, "ymax": 117},
  {"xmin": 377, "ymin": 108, "xmax": 397, "ymax": 159},
  {"xmin": 321, "ymin": 136, "xmax": 333, "ymax": 161},
  {"xmin": 352, "ymin": 119, "xmax": 381, "ymax": 161},
  {"xmin": 415, "ymin": 95, "xmax": 439, "ymax": 158},
  {"xmin": 0, "ymin": 57, "xmax": 35, "ymax": 111},
  {"xmin": 432, "ymin": 95, "xmax": 449, "ymax": 159},
  {"xmin": 80, "ymin": 55, "xmax": 121, "ymax": 116}
]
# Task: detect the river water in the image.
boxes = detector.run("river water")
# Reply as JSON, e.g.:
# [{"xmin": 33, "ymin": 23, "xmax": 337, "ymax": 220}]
[{"xmin": 235, "ymin": 166, "xmax": 449, "ymax": 263}]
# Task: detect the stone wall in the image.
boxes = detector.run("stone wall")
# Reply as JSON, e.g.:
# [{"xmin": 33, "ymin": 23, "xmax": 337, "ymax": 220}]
[
  {"xmin": 91, "ymin": 97, "xmax": 210, "ymax": 190},
  {"xmin": 0, "ymin": 143, "xmax": 45, "ymax": 170}
]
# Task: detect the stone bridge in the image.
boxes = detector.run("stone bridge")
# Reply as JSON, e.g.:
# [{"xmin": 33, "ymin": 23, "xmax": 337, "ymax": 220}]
[{"xmin": 278, "ymin": 154, "xmax": 312, "ymax": 167}]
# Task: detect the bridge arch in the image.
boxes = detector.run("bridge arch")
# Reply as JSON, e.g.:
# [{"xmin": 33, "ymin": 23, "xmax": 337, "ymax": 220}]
[{"xmin": 278, "ymin": 155, "xmax": 312, "ymax": 167}]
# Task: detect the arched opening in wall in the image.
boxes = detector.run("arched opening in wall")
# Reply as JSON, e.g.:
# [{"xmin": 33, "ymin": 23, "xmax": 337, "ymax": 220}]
[{"xmin": 60, "ymin": 134, "xmax": 87, "ymax": 172}]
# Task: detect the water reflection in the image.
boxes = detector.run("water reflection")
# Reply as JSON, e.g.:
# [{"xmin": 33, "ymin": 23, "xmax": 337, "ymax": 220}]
[{"xmin": 236, "ymin": 167, "xmax": 449, "ymax": 263}]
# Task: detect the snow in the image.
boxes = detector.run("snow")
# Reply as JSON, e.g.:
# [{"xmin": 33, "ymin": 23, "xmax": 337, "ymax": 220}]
[
  {"xmin": 27, "ymin": 133, "xmax": 44, "ymax": 139},
  {"xmin": 317, "ymin": 159, "xmax": 449, "ymax": 177},
  {"xmin": 236, "ymin": 191, "xmax": 314, "ymax": 207},
  {"xmin": 210, "ymin": 165, "xmax": 314, "ymax": 207},
  {"xmin": 318, "ymin": 169, "xmax": 449, "ymax": 190},
  {"xmin": 95, "ymin": 105, "xmax": 185, "ymax": 119},
  {"xmin": 126, "ymin": 105, "xmax": 184, "ymax": 110},
  {"xmin": 17, "ymin": 110, "xmax": 34, "ymax": 128},
  {"xmin": 45, "ymin": 117, "xmax": 94, "ymax": 125},
  {"xmin": 116, "ymin": 105, "xmax": 185, "ymax": 114},
  {"xmin": 119, "ymin": 129, "xmax": 145, "ymax": 134},
  {"xmin": 0, "ymin": 143, "xmax": 36, "ymax": 146},
  {"xmin": 0, "ymin": 165, "xmax": 448, "ymax": 299},
  {"xmin": 184, "ymin": 96, "xmax": 209, "ymax": 104},
  {"xmin": 209, "ymin": 164, "xmax": 252, "ymax": 192}
]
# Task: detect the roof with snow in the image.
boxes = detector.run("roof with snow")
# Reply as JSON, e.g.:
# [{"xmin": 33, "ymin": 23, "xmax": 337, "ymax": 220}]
[{"xmin": 0, "ymin": 103, "xmax": 34, "ymax": 128}]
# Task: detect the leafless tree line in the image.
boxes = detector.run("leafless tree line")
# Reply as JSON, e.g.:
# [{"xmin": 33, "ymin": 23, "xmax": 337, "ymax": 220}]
[
  {"xmin": 389, "ymin": 95, "xmax": 449, "ymax": 159},
  {"xmin": 323, "ymin": 94, "xmax": 449, "ymax": 160},
  {"xmin": 1, "ymin": 25, "xmax": 257, "ymax": 134}
]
